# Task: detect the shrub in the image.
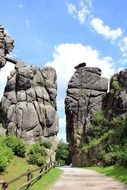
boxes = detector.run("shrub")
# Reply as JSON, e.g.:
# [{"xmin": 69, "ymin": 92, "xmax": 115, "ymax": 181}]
[
  {"xmin": 0, "ymin": 156, "xmax": 8, "ymax": 172},
  {"xmin": 3, "ymin": 135, "xmax": 26, "ymax": 157},
  {"xmin": 0, "ymin": 143, "xmax": 13, "ymax": 172},
  {"xmin": 39, "ymin": 139, "xmax": 52, "ymax": 149},
  {"xmin": 27, "ymin": 142, "xmax": 47, "ymax": 166}
]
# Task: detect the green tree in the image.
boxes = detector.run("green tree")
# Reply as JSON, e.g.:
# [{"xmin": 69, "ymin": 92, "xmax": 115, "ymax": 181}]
[
  {"xmin": 56, "ymin": 140, "xmax": 71, "ymax": 166},
  {"xmin": 81, "ymin": 112, "xmax": 127, "ymax": 167}
]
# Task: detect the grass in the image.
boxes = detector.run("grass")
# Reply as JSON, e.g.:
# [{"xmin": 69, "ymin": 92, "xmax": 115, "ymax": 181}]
[
  {"xmin": 87, "ymin": 165, "xmax": 127, "ymax": 184},
  {"xmin": 28, "ymin": 168, "xmax": 63, "ymax": 190},
  {"xmin": 0, "ymin": 156, "xmax": 62, "ymax": 190},
  {"xmin": 0, "ymin": 156, "xmax": 36, "ymax": 190}
]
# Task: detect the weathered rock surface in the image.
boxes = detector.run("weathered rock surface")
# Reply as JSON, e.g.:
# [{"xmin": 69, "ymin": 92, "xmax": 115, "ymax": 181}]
[
  {"xmin": 0, "ymin": 25, "xmax": 14, "ymax": 68},
  {"xmin": 65, "ymin": 63, "xmax": 108, "ymax": 166},
  {"xmin": 104, "ymin": 69, "xmax": 127, "ymax": 114},
  {"xmin": 1, "ymin": 62, "xmax": 58, "ymax": 143}
]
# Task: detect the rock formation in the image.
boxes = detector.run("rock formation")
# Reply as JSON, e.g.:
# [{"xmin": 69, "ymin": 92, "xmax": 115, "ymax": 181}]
[
  {"xmin": 65, "ymin": 63, "xmax": 108, "ymax": 166},
  {"xmin": 104, "ymin": 69, "xmax": 127, "ymax": 115},
  {"xmin": 1, "ymin": 62, "xmax": 58, "ymax": 143},
  {"xmin": 0, "ymin": 25, "xmax": 14, "ymax": 68}
]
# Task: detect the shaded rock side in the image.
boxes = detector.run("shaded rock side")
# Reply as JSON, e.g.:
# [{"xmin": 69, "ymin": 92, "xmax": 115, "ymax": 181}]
[
  {"xmin": 104, "ymin": 69, "xmax": 127, "ymax": 115},
  {"xmin": 65, "ymin": 63, "xmax": 108, "ymax": 166},
  {"xmin": 0, "ymin": 25, "xmax": 14, "ymax": 68},
  {"xmin": 1, "ymin": 62, "xmax": 58, "ymax": 143}
]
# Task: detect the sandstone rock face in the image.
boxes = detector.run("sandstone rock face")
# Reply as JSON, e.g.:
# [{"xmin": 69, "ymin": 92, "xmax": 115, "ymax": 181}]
[
  {"xmin": 0, "ymin": 25, "xmax": 14, "ymax": 68},
  {"xmin": 104, "ymin": 69, "xmax": 127, "ymax": 115},
  {"xmin": 1, "ymin": 62, "xmax": 58, "ymax": 143},
  {"xmin": 65, "ymin": 63, "xmax": 108, "ymax": 166}
]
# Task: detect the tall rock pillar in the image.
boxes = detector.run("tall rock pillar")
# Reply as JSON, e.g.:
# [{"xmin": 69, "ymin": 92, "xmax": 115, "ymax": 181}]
[{"xmin": 65, "ymin": 63, "xmax": 108, "ymax": 166}]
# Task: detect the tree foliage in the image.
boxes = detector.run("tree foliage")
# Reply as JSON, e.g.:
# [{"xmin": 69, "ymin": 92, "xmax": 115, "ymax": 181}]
[
  {"xmin": 81, "ymin": 112, "xmax": 127, "ymax": 167},
  {"xmin": 56, "ymin": 140, "xmax": 71, "ymax": 165}
]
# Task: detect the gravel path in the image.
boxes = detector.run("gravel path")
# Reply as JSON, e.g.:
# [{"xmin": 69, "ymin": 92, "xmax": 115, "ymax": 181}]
[{"xmin": 50, "ymin": 167, "xmax": 127, "ymax": 190}]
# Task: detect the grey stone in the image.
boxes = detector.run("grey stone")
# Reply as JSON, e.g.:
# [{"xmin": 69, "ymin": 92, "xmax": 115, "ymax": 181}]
[
  {"xmin": 1, "ymin": 63, "xmax": 58, "ymax": 143},
  {"xmin": 5, "ymin": 73, "xmax": 16, "ymax": 91},
  {"xmin": 33, "ymin": 69, "xmax": 44, "ymax": 85},
  {"xmin": 6, "ymin": 91, "xmax": 17, "ymax": 104},
  {"xmin": 26, "ymin": 88, "xmax": 36, "ymax": 102},
  {"xmin": 74, "ymin": 62, "xmax": 86, "ymax": 69},
  {"xmin": 34, "ymin": 86, "xmax": 50, "ymax": 101},
  {"xmin": 0, "ymin": 26, "xmax": 14, "ymax": 69},
  {"xmin": 65, "ymin": 65, "xmax": 108, "ymax": 166},
  {"xmin": 15, "ymin": 61, "xmax": 27, "ymax": 69},
  {"xmin": 45, "ymin": 105, "xmax": 56, "ymax": 127},
  {"xmin": 17, "ymin": 90, "xmax": 26, "ymax": 102}
]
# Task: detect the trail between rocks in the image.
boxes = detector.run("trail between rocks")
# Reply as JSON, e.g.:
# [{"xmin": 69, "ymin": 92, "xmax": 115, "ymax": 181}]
[{"xmin": 50, "ymin": 167, "xmax": 127, "ymax": 190}]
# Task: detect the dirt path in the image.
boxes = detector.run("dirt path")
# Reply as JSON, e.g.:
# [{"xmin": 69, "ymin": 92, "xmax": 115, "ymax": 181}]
[{"xmin": 50, "ymin": 167, "xmax": 127, "ymax": 190}]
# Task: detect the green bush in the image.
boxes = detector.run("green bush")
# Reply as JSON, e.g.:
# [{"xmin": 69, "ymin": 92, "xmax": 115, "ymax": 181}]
[
  {"xmin": 0, "ymin": 156, "xmax": 8, "ymax": 172},
  {"xmin": 0, "ymin": 143, "xmax": 13, "ymax": 172},
  {"xmin": 3, "ymin": 135, "xmax": 26, "ymax": 157},
  {"xmin": 27, "ymin": 142, "xmax": 47, "ymax": 166},
  {"xmin": 39, "ymin": 139, "xmax": 52, "ymax": 149}
]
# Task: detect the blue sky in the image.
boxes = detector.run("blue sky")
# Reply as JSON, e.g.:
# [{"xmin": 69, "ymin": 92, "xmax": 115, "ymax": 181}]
[{"xmin": 0, "ymin": 0, "xmax": 127, "ymax": 141}]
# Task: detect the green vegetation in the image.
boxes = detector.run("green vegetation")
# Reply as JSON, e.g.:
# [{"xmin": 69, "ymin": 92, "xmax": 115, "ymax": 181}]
[
  {"xmin": 0, "ymin": 135, "xmax": 55, "ymax": 189},
  {"xmin": 81, "ymin": 112, "xmax": 127, "ymax": 166},
  {"xmin": 0, "ymin": 135, "xmax": 26, "ymax": 172},
  {"xmin": 27, "ymin": 141, "xmax": 48, "ymax": 166},
  {"xmin": 111, "ymin": 80, "xmax": 122, "ymax": 91},
  {"xmin": 39, "ymin": 139, "xmax": 52, "ymax": 149},
  {"xmin": 28, "ymin": 168, "xmax": 62, "ymax": 190},
  {"xmin": 3, "ymin": 134, "xmax": 26, "ymax": 157},
  {"xmin": 0, "ymin": 134, "xmax": 52, "ymax": 172},
  {"xmin": 0, "ymin": 156, "xmax": 36, "ymax": 189},
  {"xmin": 0, "ymin": 156, "xmax": 62, "ymax": 190},
  {"xmin": 0, "ymin": 143, "xmax": 13, "ymax": 172},
  {"xmin": 88, "ymin": 165, "xmax": 127, "ymax": 184},
  {"xmin": 56, "ymin": 140, "xmax": 71, "ymax": 166}
]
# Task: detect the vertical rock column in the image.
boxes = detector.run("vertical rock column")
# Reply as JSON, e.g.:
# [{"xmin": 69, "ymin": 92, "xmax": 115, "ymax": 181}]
[
  {"xmin": 0, "ymin": 25, "xmax": 14, "ymax": 68},
  {"xmin": 65, "ymin": 63, "xmax": 108, "ymax": 166}
]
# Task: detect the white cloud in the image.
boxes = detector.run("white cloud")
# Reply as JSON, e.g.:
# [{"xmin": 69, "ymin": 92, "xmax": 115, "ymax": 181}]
[
  {"xmin": 46, "ymin": 43, "xmax": 114, "ymax": 85},
  {"xmin": 67, "ymin": 0, "xmax": 93, "ymax": 24},
  {"xmin": 25, "ymin": 19, "xmax": 30, "ymax": 29},
  {"xmin": 0, "ymin": 62, "xmax": 14, "ymax": 98},
  {"xmin": 90, "ymin": 17, "xmax": 123, "ymax": 41}
]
